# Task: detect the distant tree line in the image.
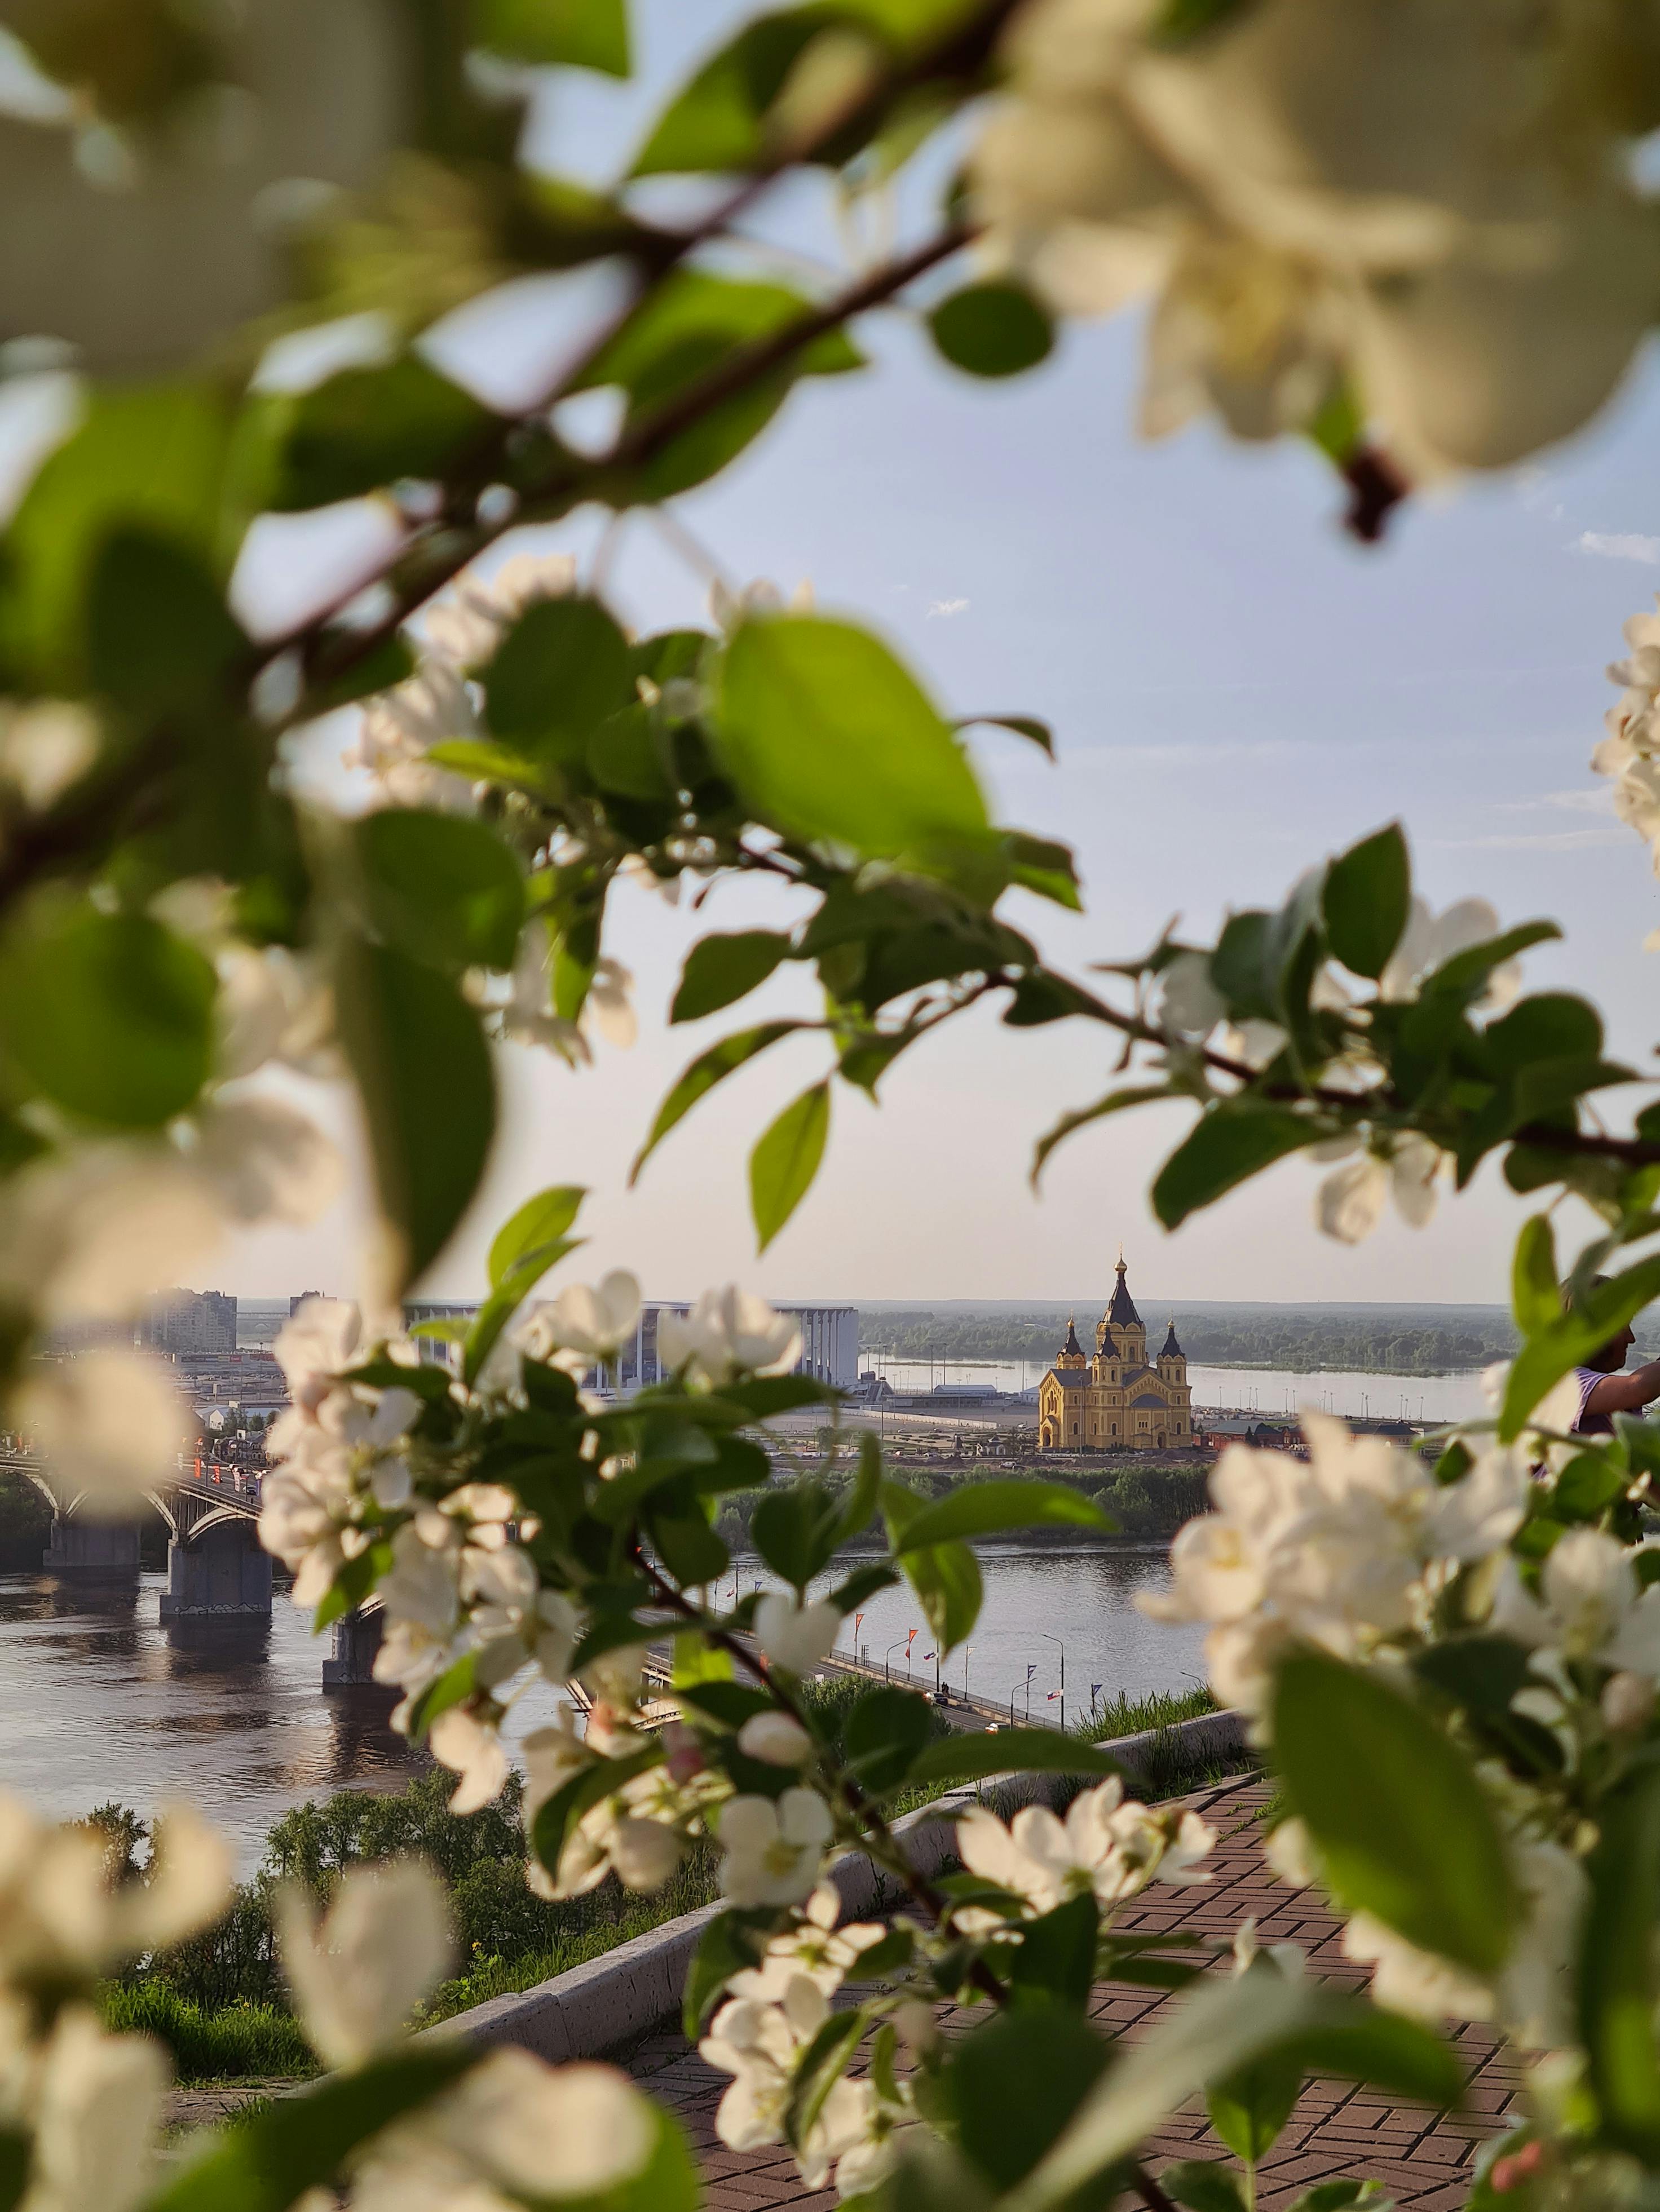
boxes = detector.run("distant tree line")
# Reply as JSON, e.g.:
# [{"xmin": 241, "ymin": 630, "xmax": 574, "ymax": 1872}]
[{"xmin": 856, "ymin": 1310, "xmax": 1660, "ymax": 1376}]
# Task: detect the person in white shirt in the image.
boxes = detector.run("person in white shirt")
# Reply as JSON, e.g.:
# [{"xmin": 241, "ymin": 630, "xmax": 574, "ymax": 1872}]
[{"xmin": 1572, "ymin": 1314, "xmax": 1660, "ymax": 1436}]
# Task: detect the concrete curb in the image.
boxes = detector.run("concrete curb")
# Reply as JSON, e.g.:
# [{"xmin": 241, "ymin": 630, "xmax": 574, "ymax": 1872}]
[{"xmin": 433, "ymin": 1707, "xmax": 1247, "ymax": 2066}]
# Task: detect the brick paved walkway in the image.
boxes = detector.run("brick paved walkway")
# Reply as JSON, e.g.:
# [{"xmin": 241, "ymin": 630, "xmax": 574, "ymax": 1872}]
[{"xmin": 626, "ymin": 1775, "xmax": 1520, "ymax": 2212}]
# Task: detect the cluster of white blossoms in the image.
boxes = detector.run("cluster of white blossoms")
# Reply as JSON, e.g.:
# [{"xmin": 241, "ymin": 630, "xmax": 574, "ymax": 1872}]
[
  {"xmin": 0, "ymin": 875, "xmax": 343, "ymax": 1507},
  {"xmin": 258, "ymin": 1297, "xmax": 580, "ymax": 1812},
  {"xmin": 0, "ymin": 1794, "xmax": 232, "ymax": 2212},
  {"xmin": 700, "ymin": 1884, "xmax": 903, "ymax": 2199},
  {"xmin": 274, "ymin": 1857, "xmax": 663, "ymax": 2210},
  {"xmin": 1157, "ymin": 894, "xmax": 1518, "ymax": 1245},
  {"xmin": 954, "ymin": 1775, "xmax": 1216, "ymax": 1926},
  {"xmin": 974, "ymin": 0, "xmax": 1660, "ymax": 480},
  {"xmin": 1597, "ymin": 593, "xmax": 1660, "ymax": 909},
  {"xmin": 1140, "ymin": 1410, "xmax": 1530, "ymax": 1714},
  {"xmin": 348, "ymin": 551, "xmax": 580, "ymax": 814},
  {"xmin": 659, "ymin": 1289, "xmax": 803, "ymax": 1387}
]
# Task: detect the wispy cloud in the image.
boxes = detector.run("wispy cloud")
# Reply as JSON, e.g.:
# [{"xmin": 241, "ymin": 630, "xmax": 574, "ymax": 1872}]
[
  {"xmin": 1433, "ymin": 826, "xmax": 1630, "ymax": 852},
  {"xmin": 926, "ymin": 598, "xmax": 969, "ymax": 618},
  {"xmin": 1497, "ymin": 785, "xmax": 1615, "ymax": 816},
  {"xmin": 1572, "ymin": 530, "xmax": 1660, "ymax": 564}
]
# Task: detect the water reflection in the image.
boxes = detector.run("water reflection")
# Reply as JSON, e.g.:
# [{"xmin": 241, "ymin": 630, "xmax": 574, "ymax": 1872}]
[{"xmin": 0, "ymin": 1543, "xmax": 1206, "ymax": 1870}]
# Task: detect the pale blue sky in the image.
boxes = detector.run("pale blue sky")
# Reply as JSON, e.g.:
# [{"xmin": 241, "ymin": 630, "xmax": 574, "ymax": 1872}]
[{"xmin": 228, "ymin": 3, "xmax": 1660, "ymax": 1311}]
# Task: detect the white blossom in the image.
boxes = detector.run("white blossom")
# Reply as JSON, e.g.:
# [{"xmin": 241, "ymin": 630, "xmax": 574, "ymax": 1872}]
[
  {"xmin": 1378, "ymin": 896, "xmax": 1516, "ymax": 1006},
  {"xmin": 0, "ymin": 1144, "xmax": 223, "ymax": 1326},
  {"xmin": 753, "ymin": 1593, "xmax": 840, "ymax": 1674},
  {"xmin": 1140, "ymin": 1413, "xmax": 1527, "ymax": 1709},
  {"xmin": 0, "ymin": 702, "xmax": 99, "ymax": 810},
  {"xmin": 192, "ymin": 1095, "xmax": 343, "ymax": 1227},
  {"xmin": 701, "ymin": 1975, "xmax": 875, "ymax": 2191},
  {"xmin": 1313, "ymin": 1131, "xmax": 1446, "ymax": 1244},
  {"xmin": 718, "ymin": 1790, "xmax": 833, "ymax": 1908},
  {"xmin": 1156, "ymin": 950, "xmax": 1225, "ymax": 1039},
  {"xmin": 27, "ymin": 2006, "xmax": 169, "ymax": 2212},
  {"xmin": 1492, "ymin": 1528, "xmax": 1660, "ymax": 1675},
  {"xmin": 429, "ymin": 1708, "xmax": 511, "ymax": 1815},
  {"xmin": 736, "ymin": 1711, "xmax": 814, "ymax": 1767},
  {"xmin": 15, "ymin": 1351, "xmax": 184, "ymax": 1516},
  {"xmin": 956, "ymin": 1777, "xmax": 1215, "ymax": 1917},
  {"xmin": 534, "ymin": 1272, "xmax": 643, "ymax": 1362},
  {"xmin": 729, "ymin": 1883, "xmax": 886, "ymax": 2001},
  {"xmin": 275, "ymin": 1860, "xmax": 451, "ymax": 2069},
  {"xmin": 658, "ymin": 1289, "xmax": 803, "ymax": 1386}
]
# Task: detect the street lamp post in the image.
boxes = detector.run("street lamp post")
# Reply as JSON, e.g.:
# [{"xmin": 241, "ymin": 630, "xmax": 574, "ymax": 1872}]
[
  {"xmin": 1023, "ymin": 1662, "xmax": 1038, "ymax": 1721},
  {"xmin": 1041, "ymin": 1633, "xmax": 1065, "ymax": 1730},
  {"xmin": 961, "ymin": 1644, "xmax": 975, "ymax": 1707},
  {"xmin": 884, "ymin": 1637, "xmax": 906, "ymax": 1682}
]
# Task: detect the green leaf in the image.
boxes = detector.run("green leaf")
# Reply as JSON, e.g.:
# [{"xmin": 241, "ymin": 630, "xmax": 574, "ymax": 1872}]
[
  {"xmin": 633, "ymin": 1020, "xmax": 810, "ymax": 1183},
  {"xmin": 86, "ymin": 529, "xmax": 245, "ymax": 719},
  {"xmin": 750, "ymin": 1081, "xmax": 830, "ymax": 1251},
  {"xmin": 672, "ymin": 930, "xmax": 793, "ymax": 1023},
  {"xmin": 2, "ymin": 382, "xmax": 231, "ymax": 689},
  {"xmin": 143, "ymin": 2045, "xmax": 479, "ymax": 2212},
  {"xmin": 582, "ymin": 269, "xmax": 863, "ymax": 498},
  {"xmin": 892, "ymin": 1480, "xmax": 1114, "ymax": 1552},
  {"xmin": 752, "ymin": 1479, "xmax": 841, "ymax": 1589},
  {"xmin": 908, "ymin": 1729, "xmax": 1125, "ymax": 1789},
  {"xmin": 882, "ymin": 1480, "xmax": 980, "ymax": 1653},
  {"xmin": 463, "ymin": 1235, "xmax": 582, "ymax": 1387},
  {"xmin": 0, "ymin": 2130, "xmax": 27, "ymax": 2212},
  {"xmin": 404, "ymin": 1648, "xmax": 480, "ymax": 1742},
  {"xmin": 683, "ymin": 1909, "xmax": 761, "ymax": 2037},
  {"xmin": 1271, "ymin": 1647, "xmax": 1516, "ymax": 1975},
  {"xmin": 1484, "ymin": 992, "xmax": 1602, "ymax": 1070},
  {"xmin": 1152, "ymin": 1107, "xmax": 1312, "ymax": 1230},
  {"xmin": 1162, "ymin": 2162, "xmax": 1251, "ymax": 2212},
  {"xmin": 929, "ymin": 282, "xmax": 1054, "ymax": 378},
  {"xmin": 357, "ymin": 809, "xmax": 526, "ymax": 971},
  {"xmin": 314, "ymin": 1541, "xmax": 395, "ymax": 1633},
  {"xmin": 1322, "ymin": 823, "xmax": 1409, "ymax": 980},
  {"xmin": 426, "ymin": 738, "xmax": 563, "ymax": 796},
  {"xmin": 1304, "ymin": 375, "xmax": 1365, "ymax": 467},
  {"xmin": 957, "ymin": 713, "xmax": 1054, "ymax": 758},
  {"xmin": 950, "ymin": 2005, "xmax": 1112, "ymax": 2192},
  {"xmin": 1152, "ymin": 0, "xmax": 1258, "ymax": 43},
  {"xmin": 1032, "ymin": 1085, "xmax": 1173, "ymax": 1182},
  {"xmin": 0, "ymin": 909, "xmax": 214, "ymax": 1126},
  {"xmin": 836, "ymin": 1429, "xmax": 884, "ymax": 1543},
  {"xmin": 474, "ymin": 0, "xmax": 630, "ymax": 72},
  {"xmin": 1422, "ymin": 921, "xmax": 1559, "ymax": 1002},
  {"xmin": 482, "ymin": 597, "xmax": 637, "ymax": 762},
  {"xmin": 844, "ymin": 1683, "xmax": 934, "ymax": 1791},
  {"xmin": 1511, "ymin": 1213, "xmax": 1560, "ymax": 1338},
  {"xmin": 1500, "ymin": 1251, "xmax": 1660, "ymax": 1441},
  {"xmin": 1008, "ymin": 1893, "xmax": 1098, "ymax": 2011},
  {"xmin": 1206, "ymin": 2043, "xmax": 1303, "ymax": 2165},
  {"xmin": 271, "ymin": 358, "xmax": 494, "ymax": 511},
  {"xmin": 1579, "ymin": 1763, "xmax": 1660, "ymax": 2156},
  {"xmin": 335, "ymin": 939, "xmax": 497, "ymax": 1294},
  {"xmin": 307, "ymin": 634, "xmax": 417, "ymax": 716},
  {"xmin": 489, "ymin": 1185, "xmax": 587, "ymax": 1288},
  {"xmin": 787, "ymin": 2009, "xmax": 868, "ymax": 2155},
  {"xmin": 714, "ymin": 614, "xmax": 988, "ymax": 858},
  {"xmin": 630, "ymin": 15, "xmax": 827, "ymax": 175}
]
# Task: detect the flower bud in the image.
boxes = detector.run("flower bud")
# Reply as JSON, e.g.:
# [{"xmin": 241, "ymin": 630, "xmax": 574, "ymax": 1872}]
[
  {"xmin": 1601, "ymin": 1670, "xmax": 1656, "ymax": 1733},
  {"xmin": 737, "ymin": 1711, "xmax": 814, "ymax": 1767}
]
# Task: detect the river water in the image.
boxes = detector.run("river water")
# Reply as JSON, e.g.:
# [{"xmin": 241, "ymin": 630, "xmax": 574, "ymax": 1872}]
[
  {"xmin": 0, "ymin": 1545, "xmax": 1203, "ymax": 1870},
  {"xmin": 869, "ymin": 1358, "xmax": 1490, "ymax": 1424}
]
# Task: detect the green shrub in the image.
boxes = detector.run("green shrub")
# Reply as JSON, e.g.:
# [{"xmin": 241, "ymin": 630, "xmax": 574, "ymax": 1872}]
[{"xmin": 101, "ymin": 1980, "xmax": 312, "ymax": 2083}]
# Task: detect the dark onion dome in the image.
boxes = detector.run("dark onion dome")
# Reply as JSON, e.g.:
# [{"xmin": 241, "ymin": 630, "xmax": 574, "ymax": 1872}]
[
  {"xmin": 1105, "ymin": 1254, "xmax": 1141, "ymax": 1328},
  {"xmin": 1061, "ymin": 1316, "xmax": 1084, "ymax": 1358},
  {"xmin": 1162, "ymin": 1319, "xmax": 1184, "ymax": 1358}
]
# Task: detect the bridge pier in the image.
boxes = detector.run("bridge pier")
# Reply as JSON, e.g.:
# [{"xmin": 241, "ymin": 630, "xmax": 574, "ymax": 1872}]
[
  {"xmin": 158, "ymin": 1518, "xmax": 272, "ymax": 1621},
  {"xmin": 322, "ymin": 1607, "xmax": 386, "ymax": 1690},
  {"xmin": 43, "ymin": 1518, "xmax": 141, "ymax": 1575}
]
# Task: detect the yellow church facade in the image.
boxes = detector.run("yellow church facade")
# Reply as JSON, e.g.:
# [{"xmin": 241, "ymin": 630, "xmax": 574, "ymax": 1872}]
[{"xmin": 1037, "ymin": 1257, "xmax": 1194, "ymax": 1452}]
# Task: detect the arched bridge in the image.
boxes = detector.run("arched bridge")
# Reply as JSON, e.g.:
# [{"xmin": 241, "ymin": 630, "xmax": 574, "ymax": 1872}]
[{"xmin": 4, "ymin": 1449, "xmax": 378, "ymax": 1686}]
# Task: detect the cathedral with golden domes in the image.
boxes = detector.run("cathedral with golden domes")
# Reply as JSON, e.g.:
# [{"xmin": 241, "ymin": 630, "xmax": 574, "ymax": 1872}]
[{"xmin": 1036, "ymin": 1255, "xmax": 1194, "ymax": 1452}]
